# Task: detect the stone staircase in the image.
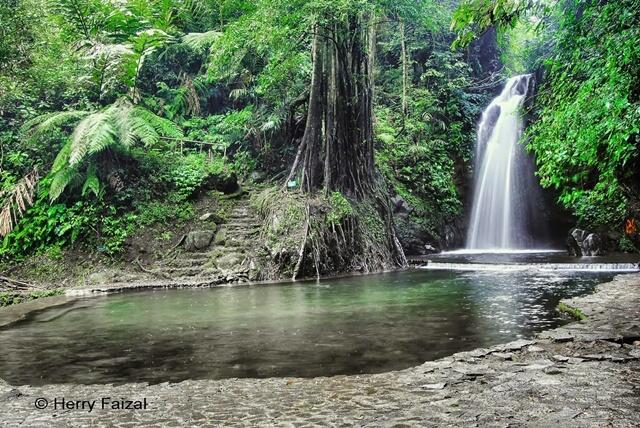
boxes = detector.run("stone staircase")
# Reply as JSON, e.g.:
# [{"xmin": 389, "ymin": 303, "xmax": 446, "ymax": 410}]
[{"xmin": 153, "ymin": 196, "xmax": 263, "ymax": 284}]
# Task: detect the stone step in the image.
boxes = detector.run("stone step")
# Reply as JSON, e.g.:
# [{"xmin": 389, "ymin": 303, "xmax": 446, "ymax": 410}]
[
  {"xmin": 174, "ymin": 252, "xmax": 212, "ymax": 262},
  {"xmin": 226, "ymin": 219, "xmax": 261, "ymax": 225},
  {"xmin": 222, "ymin": 231, "xmax": 260, "ymax": 239},
  {"xmin": 159, "ymin": 267, "xmax": 221, "ymax": 277},
  {"xmin": 163, "ymin": 258, "xmax": 216, "ymax": 268},
  {"xmin": 222, "ymin": 222, "xmax": 262, "ymax": 228}
]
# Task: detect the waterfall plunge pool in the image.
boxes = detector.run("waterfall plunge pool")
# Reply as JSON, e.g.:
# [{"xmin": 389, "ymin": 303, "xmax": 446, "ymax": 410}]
[{"xmin": 0, "ymin": 269, "xmax": 618, "ymax": 386}]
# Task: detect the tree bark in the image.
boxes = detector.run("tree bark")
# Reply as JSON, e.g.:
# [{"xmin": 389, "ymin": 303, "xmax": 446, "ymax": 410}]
[{"xmin": 288, "ymin": 12, "xmax": 377, "ymax": 198}]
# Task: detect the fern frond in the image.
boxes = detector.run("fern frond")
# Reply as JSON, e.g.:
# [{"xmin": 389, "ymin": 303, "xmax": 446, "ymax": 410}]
[
  {"xmin": 51, "ymin": 141, "xmax": 73, "ymax": 173},
  {"xmin": 20, "ymin": 111, "xmax": 89, "ymax": 142},
  {"xmin": 82, "ymin": 164, "xmax": 101, "ymax": 197},
  {"xmin": 49, "ymin": 167, "xmax": 80, "ymax": 202},
  {"xmin": 69, "ymin": 112, "xmax": 117, "ymax": 165},
  {"xmin": 183, "ymin": 31, "xmax": 221, "ymax": 52},
  {"xmin": 229, "ymin": 88, "xmax": 248, "ymax": 100},
  {"xmin": 128, "ymin": 112, "xmax": 159, "ymax": 146},
  {"xmin": 43, "ymin": 99, "xmax": 182, "ymax": 200},
  {"xmin": 132, "ymin": 107, "xmax": 183, "ymax": 139}
]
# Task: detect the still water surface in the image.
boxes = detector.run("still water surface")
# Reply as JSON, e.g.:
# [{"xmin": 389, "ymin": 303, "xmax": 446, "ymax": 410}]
[{"xmin": 0, "ymin": 269, "xmax": 614, "ymax": 385}]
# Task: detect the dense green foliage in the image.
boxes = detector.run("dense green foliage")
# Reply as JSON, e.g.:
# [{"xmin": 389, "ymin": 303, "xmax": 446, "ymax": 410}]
[
  {"xmin": 1, "ymin": 0, "xmax": 492, "ymax": 262},
  {"xmin": 2, "ymin": 0, "xmax": 638, "ymax": 267},
  {"xmin": 527, "ymin": 0, "xmax": 640, "ymax": 233},
  {"xmin": 375, "ymin": 22, "xmax": 489, "ymax": 237}
]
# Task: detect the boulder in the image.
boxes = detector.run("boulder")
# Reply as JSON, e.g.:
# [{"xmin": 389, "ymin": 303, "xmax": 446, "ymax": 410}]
[
  {"xmin": 202, "ymin": 172, "xmax": 240, "ymax": 195},
  {"xmin": 394, "ymin": 213, "xmax": 440, "ymax": 255},
  {"xmin": 214, "ymin": 229, "xmax": 227, "ymax": 246},
  {"xmin": 424, "ymin": 244, "xmax": 439, "ymax": 254},
  {"xmin": 199, "ymin": 212, "xmax": 223, "ymax": 224},
  {"xmin": 184, "ymin": 231, "xmax": 215, "ymax": 252},
  {"xmin": 583, "ymin": 233, "xmax": 604, "ymax": 256},
  {"xmin": 567, "ymin": 228, "xmax": 605, "ymax": 256}
]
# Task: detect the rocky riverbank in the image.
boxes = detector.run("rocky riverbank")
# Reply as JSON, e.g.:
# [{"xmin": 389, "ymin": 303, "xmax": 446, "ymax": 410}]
[{"xmin": 1, "ymin": 274, "xmax": 639, "ymax": 427}]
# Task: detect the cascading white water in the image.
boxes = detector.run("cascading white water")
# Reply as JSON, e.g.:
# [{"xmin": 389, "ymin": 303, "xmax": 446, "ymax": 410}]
[{"xmin": 467, "ymin": 74, "xmax": 533, "ymax": 250}]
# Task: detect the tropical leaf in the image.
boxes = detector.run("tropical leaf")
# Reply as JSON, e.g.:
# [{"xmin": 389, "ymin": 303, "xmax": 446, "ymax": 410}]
[
  {"xmin": 69, "ymin": 112, "xmax": 117, "ymax": 165},
  {"xmin": 48, "ymin": 167, "xmax": 80, "ymax": 202},
  {"xmin": 31, "ymin": 99, "xmax": 183, "ymax": 201},
  {"xmin": 81, "ymin": 164, "xmax": 101, "ymax": 197},
  {"xmin": 0, "ymin": 169, "xmax": 40, "ymax": 237},
  {"xmin": 20, "ymin": 111, "xmax": 90, "ymax": 143},
  {"xmin": 183, "ymin": 30, "xmax": 221, "ymax": 52}
]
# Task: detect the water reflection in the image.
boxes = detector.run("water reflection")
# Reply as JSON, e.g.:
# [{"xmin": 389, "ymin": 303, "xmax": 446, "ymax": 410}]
[{"xmin": 0, "ymin": 270, "xmax": 613, "ymax": 385}]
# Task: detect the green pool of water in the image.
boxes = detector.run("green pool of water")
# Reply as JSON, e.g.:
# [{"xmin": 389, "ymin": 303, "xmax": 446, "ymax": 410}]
[{"xmin": 0, "ymin": 269, "xmax": 614, "ymax": 385}]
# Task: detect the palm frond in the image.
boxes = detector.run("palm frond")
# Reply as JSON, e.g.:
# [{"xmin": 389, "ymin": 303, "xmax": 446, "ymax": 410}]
[{"xmin": 0, "ymin": 169, "xmax": 40, "ymax": 237}]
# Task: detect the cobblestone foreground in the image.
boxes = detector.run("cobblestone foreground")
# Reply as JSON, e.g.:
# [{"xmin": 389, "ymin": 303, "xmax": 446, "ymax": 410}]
[{"xmin": 1, "ymin": 274, "xmax": 639, "ymax": 427}]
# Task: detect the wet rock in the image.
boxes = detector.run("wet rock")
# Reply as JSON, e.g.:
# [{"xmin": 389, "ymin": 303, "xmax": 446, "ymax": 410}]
[
  {"xmin": 539, "ymin": 331, "xmax": 574, "ymax": 342},
  {"xmin": 492, "ymin": 352, "xmax": 513, "ymax": 361},
  {"xmin": 424, "ymin": 244, "xmax": 439, "ymax": 254},
  {"xmin": 390, "ymin": 195, "xmax": 412, "ymax": 214},
  {"xmin": 567, "ymin": 228, "xmax": 605, "ymax": 256},
  {"xmin": 420, "ymin": 382, "xmax": 447, "ymax": 390},
  {"xmin": 496, "ymin": 339, "xmax": 536, "ymax": 351},
  {"xmin": 0, "ymin": 378, "xmax": 14, "ymax": 395},
  {"xmin": 184, "ymin": 231, "xmax": 215, "ymax": 252},
  {"xmin": 583, "ymin": 233, "xmax": 604, "ymax": 256},
  {"xmin": 394, "ymin": 214, "xmax": 440, "ymax": 256},
  {"xmin": 552, "ymin": 355, "xmax": 570, "ymax": 362}
]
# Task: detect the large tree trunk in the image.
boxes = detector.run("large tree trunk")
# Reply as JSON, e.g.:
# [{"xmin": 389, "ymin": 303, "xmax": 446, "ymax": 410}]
[
  {"xmin": 283, "ymin": 12, "xmax": 407, "ymax": 276},
  {"xmin": 290, "ymin": 12, "xmax": 377, "ymax": 198}
]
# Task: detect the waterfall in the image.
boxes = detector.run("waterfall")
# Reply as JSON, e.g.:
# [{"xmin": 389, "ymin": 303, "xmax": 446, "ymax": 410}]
[{"xmin": 467, "ymin": 74, "xmax": 537, "ymax": 250}]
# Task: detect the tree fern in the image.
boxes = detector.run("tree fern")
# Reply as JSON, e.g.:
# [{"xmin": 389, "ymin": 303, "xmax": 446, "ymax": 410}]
[
  {"xmin": 69, "ymin": 111, "xmax": 117, "ymax": 165},
  {"xmin": 23, "ymin": 99, "xmax": 183, "ymax": 201},
  {"xmin": 20, "ymin": 111, "xmax": 90, "ymax": 144},
  {"xmin": 48, "ymin": 166, "xmax": 81, "ymax": 202},
  {"xmin": 183, "ymin": 30, "xmax": 221, "ymax": 52}
]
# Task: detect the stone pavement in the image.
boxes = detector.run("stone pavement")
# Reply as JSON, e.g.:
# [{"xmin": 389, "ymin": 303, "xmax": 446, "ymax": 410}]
[{"xmin": 1, "ymin": 274, "xmax": 639, "ymax": 427}]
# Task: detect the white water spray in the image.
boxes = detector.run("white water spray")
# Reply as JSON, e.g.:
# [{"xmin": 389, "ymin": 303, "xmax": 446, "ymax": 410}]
[{"xmin": 467, "ymin": 75, "xmax": 533, "ymax": 249}]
